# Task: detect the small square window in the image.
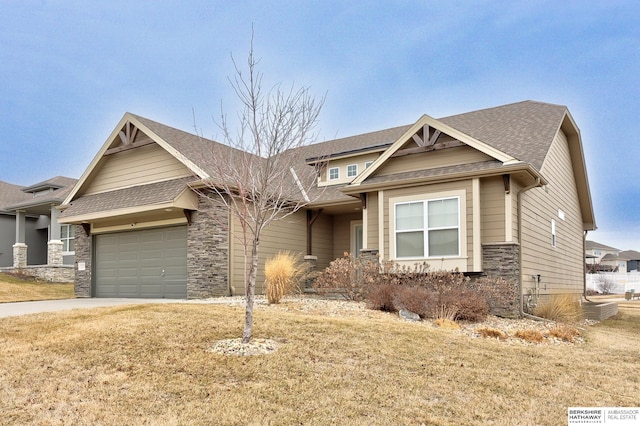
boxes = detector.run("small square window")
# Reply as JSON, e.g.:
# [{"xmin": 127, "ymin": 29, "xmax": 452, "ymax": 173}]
[
  {"xmin": 347, "ymin": 164, "xmax": 358, "ymax": 178},
  {"xmin": 329, "ymin": 167, "xmax": 339, "ymax": 180},
  {"xmin": 365, "ymin": 161, "xmax": 373, "ymax": 169}
]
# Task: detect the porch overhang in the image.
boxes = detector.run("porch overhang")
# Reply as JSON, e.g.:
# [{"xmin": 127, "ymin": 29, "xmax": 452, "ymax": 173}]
[{"xmin": 58, "ymin": 178, "xmax": 198, "ymax": 227}]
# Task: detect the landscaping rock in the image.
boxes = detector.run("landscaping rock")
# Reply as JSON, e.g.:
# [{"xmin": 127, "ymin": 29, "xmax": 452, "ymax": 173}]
[{"xmin": 399, "ymin": 309, "xmax": 421, "ymax": 322}]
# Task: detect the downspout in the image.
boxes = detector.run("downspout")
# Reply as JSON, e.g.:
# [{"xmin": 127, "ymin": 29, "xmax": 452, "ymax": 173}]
[
  {"xmin": 583, "ymin": 230, "xmax": 594, "ymax": 303},
  {"xmin": 517, "ymin": 177, "xmax": 542, "ymax": 317}
]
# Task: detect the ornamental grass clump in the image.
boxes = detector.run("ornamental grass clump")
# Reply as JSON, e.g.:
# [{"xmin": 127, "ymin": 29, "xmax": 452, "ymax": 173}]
[
  {"xmin": 264, "ymin": 252, "xmax": 302, "ymax": 304},
  {"xmin": 533, "ymin": 293, "xmax": 583, "ymax": 323}
]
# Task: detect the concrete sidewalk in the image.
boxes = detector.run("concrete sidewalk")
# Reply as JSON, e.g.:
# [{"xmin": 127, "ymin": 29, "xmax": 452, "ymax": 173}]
[{"xmin": 0, "ymin": 298, "xmax": 184, "ymax": 319}]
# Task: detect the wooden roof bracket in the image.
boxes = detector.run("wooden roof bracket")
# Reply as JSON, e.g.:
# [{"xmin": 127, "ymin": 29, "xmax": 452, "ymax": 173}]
[{"xmin": 503, "ymin": 174, "xmax": 511, "ymax": 194}]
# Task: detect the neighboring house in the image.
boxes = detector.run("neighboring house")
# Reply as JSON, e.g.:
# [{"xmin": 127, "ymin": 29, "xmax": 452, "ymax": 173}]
[
  {"xmin": 585, "ymin": 240, "xmax": 620, "ymax": 265},
  {"xmin": 0, "ymin": 177, "xmax": 77, "ymax": 277},
  {"xmin": 618, "ymin": 250, "xmax": 640, "ymax": 272},
  {"xmin": 585, "ymin": 240, "xmax": 622, "ymax": 272},
  {"xmin": 59, "ymin": 100, "xmax": 595, "ymax": 315}
]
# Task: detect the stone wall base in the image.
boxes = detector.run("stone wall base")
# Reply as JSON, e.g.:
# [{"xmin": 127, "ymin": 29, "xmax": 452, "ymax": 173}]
[{"xmin": 0, "ymin": 265, "xmax": 75, "ymax": 283}]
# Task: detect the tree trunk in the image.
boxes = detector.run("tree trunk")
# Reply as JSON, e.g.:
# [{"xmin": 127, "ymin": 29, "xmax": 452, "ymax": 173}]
[{"xmin": 242, "ymin": 239, "xmax": 260, "ymax": 343}]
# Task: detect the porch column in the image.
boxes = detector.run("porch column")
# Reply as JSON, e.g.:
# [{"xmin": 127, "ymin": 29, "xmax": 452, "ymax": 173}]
[
  {"xmin": 48, "ymin": 206, "xmax": 63, "ymax": 265},
  {"xmin": 13, "ymin": 210, "xmax": 27, "ymax": 268}
]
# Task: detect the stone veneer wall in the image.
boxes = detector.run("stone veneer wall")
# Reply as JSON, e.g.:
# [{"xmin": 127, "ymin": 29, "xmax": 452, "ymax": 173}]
[
  {"xmin": 74, "ymin": 225, "xmax": 92, "ymax": 297},
  {"xmin": 481, "ymin": 242, "xmax": 521, "ymax": 317},
  {"xmin": 0, "ymin": 265, "xmax": 74, "ymax": 282},
  {"xmin": 187, "ymin": 195, "xmax": 229, "ymax": 298}
]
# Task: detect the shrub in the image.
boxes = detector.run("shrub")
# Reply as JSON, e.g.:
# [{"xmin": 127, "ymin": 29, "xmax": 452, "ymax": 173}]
[
  {"xmin": 392, "ymin": 286, "xmax": 432, "ymax": 318},
  {"xmin": 514, "ymin": 329, "xmax": 544, "ymax": 343},
  {"xmin": 476, "ymin": 327, "xmax": 507, "ymax": 340},
  {"xmin": 314, "ymin": 253, "xmax": 383, "ymax": 301},
  {"xmin": 366, "ymin": 284, "xmax": 397, "ymax": 312},
  {"xmin": 264, "ymin": 252, "xmax": 302, "ymax": 304},
  {"xmin": 549, "ymin": 324, "xmax": 581, "ymax": 342},
  {"xmin": 533, "ymin": 294, "xmax": 583, "ymax": 323},
  {"xmin": 585, "ymin": 289, "xmax": 599, "ymax": 296},
  {"xmin": 444, "ymin": 289, "xmax": 489, "ymax": 322},
  {"xmin": 468, "ymin": 276, "xmax": 517, "ymax": 315}
]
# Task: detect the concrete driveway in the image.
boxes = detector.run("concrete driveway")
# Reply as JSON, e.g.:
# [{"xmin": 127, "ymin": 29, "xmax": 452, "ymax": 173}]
[{"xmin": 0, "ymin": 298, "xmax": 184, "ymax": 319}]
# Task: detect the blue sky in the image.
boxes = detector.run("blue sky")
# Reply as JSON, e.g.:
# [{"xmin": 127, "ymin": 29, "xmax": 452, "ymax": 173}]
[{"xmin": 1, "ymin": 1, "xmax": 639, "ymax": 250}]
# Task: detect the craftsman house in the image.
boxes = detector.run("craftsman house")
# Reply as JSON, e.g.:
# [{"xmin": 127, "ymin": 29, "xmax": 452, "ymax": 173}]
[
  {"xmin": 0, "ymin": 176, "xmax": 77, "ymax": 281},
  {"xmin": 59, "ymin": 100, "xmax": 595, "ymax": 313}
]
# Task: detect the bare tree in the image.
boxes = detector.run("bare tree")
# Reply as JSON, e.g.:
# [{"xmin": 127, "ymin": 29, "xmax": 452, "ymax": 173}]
[{"xmin": 200, "ymin": 40, "xmax": 324, "ymax": 343}]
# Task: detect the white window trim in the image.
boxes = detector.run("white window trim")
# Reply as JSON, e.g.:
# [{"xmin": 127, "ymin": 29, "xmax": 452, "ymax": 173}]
[
  {"xmin": 347, "ymin": 164, "xmax": 358, "ymax": 178},
  {"xmin": 389, "ymin": 189, "xmax": 467, "ymax": 271},
  {"xmin": 61, "ymin": 224, "xmax": 75, "ymax": 255},
  {"xmin": 329, "ymin": 167, "xmax": 340, "ymax": 181},
  {"xmin": 365, "ymin": 161, "xmax": 373, "ymax": 169},
  {"xmin": 551, "ymin": 219, "xmax": 557, "ymax": 248}
]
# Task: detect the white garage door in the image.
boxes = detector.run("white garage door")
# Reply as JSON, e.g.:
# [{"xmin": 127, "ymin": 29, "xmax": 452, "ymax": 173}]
[{"xmin": 94, "ymin": 226, "xmax": 187, "ymax": 298}]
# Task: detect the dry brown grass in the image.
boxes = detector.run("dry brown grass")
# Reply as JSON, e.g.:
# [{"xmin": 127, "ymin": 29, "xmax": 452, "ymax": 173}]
[
  {"xmin": 0, "ymin": 273, "xmax": 74, "ymax": 303},
  {"xmin": 533, "ymin": 293, "xmax": 583, "ymax": 323},
  {"xmin": 476, "ymin": 326, "xmax": 507, "ymax": 340},
  {"xmin": 548, "ymin": 324, "xmax": 581, "ymax": 342},
  {"xmin": 1, "ymin": 302, "xmax": 639, "ymax": 425},
  {"xmin": 514, "ymin": 329, "xmax": 545, "ymax": 343},
  {"xmin": 264, "ymin": 252, "xmax": 301, "ymax": 304}
]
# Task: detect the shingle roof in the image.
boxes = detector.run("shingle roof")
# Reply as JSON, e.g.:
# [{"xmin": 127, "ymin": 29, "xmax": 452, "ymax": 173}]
[
  {"xmin": 0, "ymin": 180, "xmax": 30, "ymax": 211},
  {"xmin": 1, "ymin": 176, "xmax": 77, "ymax": 212},
  {"xmin": 60, "ymin": 177, "xmax": 192, "ymax": 218},
  {"xmin": 618, "ymin": 250, "xmax": 640, "ymax": 260},
  {"xmin": 438, "ymin": 100, "xmax": 568, "ymax": 170},
  {"xmin": 585, "ymin": 240, "xmax": 620, "ymax": 251}
]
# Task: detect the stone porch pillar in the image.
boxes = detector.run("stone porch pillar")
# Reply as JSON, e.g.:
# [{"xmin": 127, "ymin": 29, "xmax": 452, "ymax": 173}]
[
  {"xmin": 13, "ymin": 210, "xmax": 27, "ymax": 267},
  {"xmin": 48, "ymin": 206, "xmax": 63, "ymax": 265}
]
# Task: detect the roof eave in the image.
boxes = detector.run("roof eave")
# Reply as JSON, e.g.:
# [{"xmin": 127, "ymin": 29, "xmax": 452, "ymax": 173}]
[{"xmin": 341, "ymin": 163, "xmax": 546, "ymax": 195}]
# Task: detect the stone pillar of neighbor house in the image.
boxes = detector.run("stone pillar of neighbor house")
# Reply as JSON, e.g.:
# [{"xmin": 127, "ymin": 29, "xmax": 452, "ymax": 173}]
[
  {"xmin": 13, "ymin": 210, "xmax": 27, "ymax": 268},
  {"xmin": 47, "ymin": 206, "xmax": 63, "ymax": 265},
  {"xmin": 303, "ymin": 255, "xmax": 317, "ymax": 289}
]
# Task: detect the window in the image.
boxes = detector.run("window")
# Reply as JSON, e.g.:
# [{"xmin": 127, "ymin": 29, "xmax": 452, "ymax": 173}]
[
  {"xmin": 347, "ymin": 164, "xmax": 358, "ymax": 178},
  {"xmin": 551, "ymin": 219, "xmax": 556, "ymax": 248},
  {"xmin": 61, "ymin": 224, "xmax": 75, "ymax": 253},
  {"xmin": 329, "ymin": 167, "xmax": 339, "ymax": 180},
  {"xmin": 395, "ymin": 197, "xmax": 460, "ymax": 258},
  {"xmin": 365, "ymin": 161, "xmax": 373, "ymax": 169}
]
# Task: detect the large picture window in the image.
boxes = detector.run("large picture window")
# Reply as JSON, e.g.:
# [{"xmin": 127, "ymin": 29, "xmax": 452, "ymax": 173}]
[{"xmin": 395, "ymin": 197, "xmax": 460, "ymax": 258}]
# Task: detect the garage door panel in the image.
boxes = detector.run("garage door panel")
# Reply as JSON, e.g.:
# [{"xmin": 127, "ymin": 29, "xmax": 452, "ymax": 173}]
[{"xmin": 95, "ymin": 226, "xmax": 187, "ymax": 298}]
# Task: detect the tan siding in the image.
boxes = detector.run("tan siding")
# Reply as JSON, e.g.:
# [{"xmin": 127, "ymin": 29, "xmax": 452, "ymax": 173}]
[
  {"xmin": 84, "ymin": 143, "xmax": 192, "ymax": 195},
  {"xmin": 480, "ymin": 176, "xmax": 506, "ymax": 243},
  {"xmin": 520, "ymin": 130, "xmax": 585, "ymax": 298},
  {"xmin": 375, "ymin": 146, "xmax": 493, "ymax": 177},
  {"xmin": 332, "ymin": 213, "xmax": 362, "ymax": 259},
  {"xmin": 230, "ymin": 210, "xmax": 307, "ymax": 295},
  {"xmin": 365, "ymin": 192, "xmax": 379, "ymax": 250},
  {"xmin": 318, "ymin": 153, "xmax": 380, "ymax": 186},
  {"xmin": 311, "ymin": 213, "xmax": 333, "ymax": 270}
]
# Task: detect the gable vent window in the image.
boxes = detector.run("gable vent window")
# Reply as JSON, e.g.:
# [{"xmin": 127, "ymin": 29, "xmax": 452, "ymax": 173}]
[
  {"xmin": 347, "ymin": 164, "xmax": 358, "ymax": 178},
  {"xmin": 329, "ymin": 167, "xmax": 339, "ymax": 180}
]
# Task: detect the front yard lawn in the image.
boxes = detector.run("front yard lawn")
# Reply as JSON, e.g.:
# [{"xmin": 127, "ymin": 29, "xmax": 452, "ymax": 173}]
[
  {"xmin": 1, "ymin": 301, "xmax": 639, "ymax": 425},
  {"xmin": 0, "ymin": 273, "xmax": 74, "ymax": 303}
]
